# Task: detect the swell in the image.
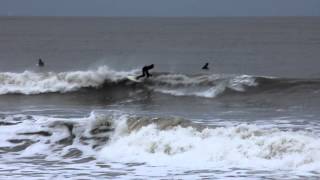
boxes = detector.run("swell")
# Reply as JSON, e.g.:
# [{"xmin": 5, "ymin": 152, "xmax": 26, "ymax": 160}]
[
  {"xmin": 0, "ymin": 66, "xmax": 320, "ymax": 98},
  {"xmin": 254, "ymin": 77, "xmax": 320, "ymax": 90}
]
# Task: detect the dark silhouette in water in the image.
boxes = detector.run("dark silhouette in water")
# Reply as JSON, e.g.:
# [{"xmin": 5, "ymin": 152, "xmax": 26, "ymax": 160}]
[
  {"xmin": 202, "ymin": 62, "xmax": 209, "ymax": 70},
  {"xmin": 38, "ymin": 59, "xmax": 44, "ymax": 67},
  {"xmin": 136, "ymin": 64, "xmax": 154, "ymax": 80}
]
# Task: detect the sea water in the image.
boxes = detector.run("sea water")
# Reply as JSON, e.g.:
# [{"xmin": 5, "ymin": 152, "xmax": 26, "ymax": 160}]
[{"xmin": 0, "ymin": 16, "xmax": 319, "ymax": 179}]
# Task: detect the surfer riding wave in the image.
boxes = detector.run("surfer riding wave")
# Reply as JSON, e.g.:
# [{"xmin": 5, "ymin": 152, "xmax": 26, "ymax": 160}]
[{"xmin": 136, "ymin": 64, "xmax": 154, "ymax": 80}]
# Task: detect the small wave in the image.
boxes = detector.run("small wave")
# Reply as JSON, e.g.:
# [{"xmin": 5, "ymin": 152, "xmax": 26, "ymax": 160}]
[{"xmin": 150, "ymin": 74, "xmax": 257, "ymax": 98}]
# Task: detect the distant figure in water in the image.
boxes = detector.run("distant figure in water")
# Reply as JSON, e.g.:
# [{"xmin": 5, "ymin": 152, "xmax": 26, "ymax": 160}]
[
  {"xmin": 136, "ymin": 64, "xmax": 154, "ymax": 80},
  {"xmin": 38, "ymin": 58, "xmax": 44, "ymax": 67},
  {"xmin": 202, "ymin": 62, "xmax": 209, "ymax": 70}
]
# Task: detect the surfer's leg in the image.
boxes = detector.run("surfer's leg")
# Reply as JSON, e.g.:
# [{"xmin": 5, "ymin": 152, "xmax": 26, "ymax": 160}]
[
  {"xmin": 146, "ymin": 71, "xmax": 151, "ymax": 78},
  {"xmin": 136, "ymin": 75, "xmax": 143, "ymax": 79},
  {"xmin": 136, "ymin": 71, "xmax": 146, "ymax": 79}
]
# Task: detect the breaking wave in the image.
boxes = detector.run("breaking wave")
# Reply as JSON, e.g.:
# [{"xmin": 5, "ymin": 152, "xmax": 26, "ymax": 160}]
[
  {"xmin": 0, "ymin": 65, "xmax": 319, "ymax": 98},
  {"xmin": 0, "ymin": 66, "xmax": 135, "ymax": 95},
  {"xmin": 101, "ymin": 115, "xmax": 320, "ymax": 171},
  {"xmin": 150, "ymin": 73, "xmax": 258, "ymax": 98},
  {"xmin": 0, "ymin": 112, "xmax": 319, "ymax": 171}
]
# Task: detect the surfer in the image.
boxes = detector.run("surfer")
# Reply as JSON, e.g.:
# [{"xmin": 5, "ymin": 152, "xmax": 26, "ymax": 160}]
[
  {"xmin": 136, "ymin": 64, "xmax": 154, "ymax": 80},
  {"xmin": 202, "ymin": 62, "xmax": 209, "ymax": 70},
  {"xmin": 38, "ymin": 58, "xmax": 44, "ymax": 67}
]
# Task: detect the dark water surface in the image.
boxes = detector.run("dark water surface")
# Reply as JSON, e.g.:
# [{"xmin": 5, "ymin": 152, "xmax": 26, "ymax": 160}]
[{"xmin": 0, "ymin": 16, "xmax": 320, "ymax": 77}]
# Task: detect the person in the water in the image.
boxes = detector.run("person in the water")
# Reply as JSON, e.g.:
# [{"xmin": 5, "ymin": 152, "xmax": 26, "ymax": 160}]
[
  {"xmin": 136, "ymin": 64, "xmax": 154, "ymax": 80},
  {"xmin": 38, "ymin": 58, "xmax": 44, "ymax": 67},
  {"xmin": 202, "ymin": 62, "xmax": 209, "ymax": 70}
]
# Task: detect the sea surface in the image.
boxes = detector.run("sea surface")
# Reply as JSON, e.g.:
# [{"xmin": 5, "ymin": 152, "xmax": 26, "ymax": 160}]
[{"xmin": 0, "ymin": 16, "xmax": 320, "ymax": 179}]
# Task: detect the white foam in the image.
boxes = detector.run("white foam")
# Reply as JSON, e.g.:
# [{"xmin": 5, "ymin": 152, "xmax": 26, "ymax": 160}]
[
  {"xmin": 1, "ymin": 112, "xmax": 320, "ymax": 177},
  {"xmin": 99, "ymin": 120, "xmax": 320, "ymax": 171},
  {"xmin": 153, "ymin": 85, "xmax": 226, "ymax": 98},
  {"xmin": 152, "ymin": 73, "xmax": 221, "ymax": 86},
  {"xmin": 3, "ymin": 112, "xmax": 319, "ymax": 172},
  {"xmin": 0, "ymin": 66, "xmax": 135, "ymax": 95},
  {"xmin": 150, "ymin": 74, "xmax": 257, "ymax": 98}
]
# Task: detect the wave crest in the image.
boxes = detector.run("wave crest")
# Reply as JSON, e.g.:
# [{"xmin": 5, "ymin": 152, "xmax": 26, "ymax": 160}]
[
  {"xmin": 0, "ymin": 66, "xmax": 134, "ymax": 94},
  {"xmin": 1, "ymin": 66, "xmax": 319, "ymax": 98},
  {"xmin": 149, "ymin": 74, "xmax": 257, "ymax": 98}
]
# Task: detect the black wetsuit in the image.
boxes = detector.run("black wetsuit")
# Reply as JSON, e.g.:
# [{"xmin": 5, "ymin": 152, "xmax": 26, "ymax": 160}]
[
  {"xmin": 38, "ymin": 59, "xmax": 44, "ymax": 67},
  {"xmin": 202, "ymin": 63, "xmax": 209, "ymax": 70},
  {"xmin": 136, "ymin": 64, "xmax": 154, "ymax": 79}
]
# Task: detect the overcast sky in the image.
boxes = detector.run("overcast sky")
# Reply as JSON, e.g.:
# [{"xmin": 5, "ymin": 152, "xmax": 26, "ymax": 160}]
[{"xmin": 1, "ymin": 0, "xmax": 320, "ymax": 17}]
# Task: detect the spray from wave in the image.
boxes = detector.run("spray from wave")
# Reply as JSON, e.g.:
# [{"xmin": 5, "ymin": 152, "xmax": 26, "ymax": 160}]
[{"xmin": 0, "ymin": 66, "xmax": 136, "ymax": 95}]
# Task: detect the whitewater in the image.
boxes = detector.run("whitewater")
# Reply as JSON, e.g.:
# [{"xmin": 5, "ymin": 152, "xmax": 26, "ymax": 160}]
[
  {"xmin": 0, "ymin": 112, "xmax": 319, "ymax": 179},
  {"xmin": 0, "ymin": 66, "xmax": 319, "ymax": 179},
  {"xmin": 0, "ymin": 65, "xmax": 316, "ymax": 97}
]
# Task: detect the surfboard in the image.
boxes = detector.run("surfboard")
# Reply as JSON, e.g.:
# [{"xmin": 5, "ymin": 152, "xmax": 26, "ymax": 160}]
[{"xmin": 127, "ymin": 75, "xmax": 142, "ymax": 82}]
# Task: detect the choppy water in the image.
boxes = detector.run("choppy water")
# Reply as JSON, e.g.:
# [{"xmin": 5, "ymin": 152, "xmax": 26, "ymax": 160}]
[{"xmin": 0, "ymin": 16, "xmax": 320, "ymax": 179}]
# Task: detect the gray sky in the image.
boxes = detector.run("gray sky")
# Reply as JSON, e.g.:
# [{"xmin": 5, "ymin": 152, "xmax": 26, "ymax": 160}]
[{"xmin": 1, "ymin": 0, "xmax": 320, "ymax": 17}]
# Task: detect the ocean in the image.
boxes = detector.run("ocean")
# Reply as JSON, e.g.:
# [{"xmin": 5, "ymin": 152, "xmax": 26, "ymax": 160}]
[{"xmin": 0, "ymin": 16, "xmax": 319, "ymax": 179}]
